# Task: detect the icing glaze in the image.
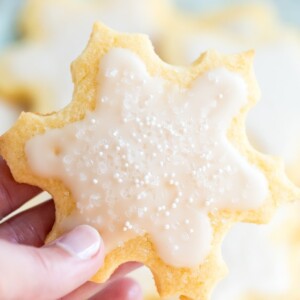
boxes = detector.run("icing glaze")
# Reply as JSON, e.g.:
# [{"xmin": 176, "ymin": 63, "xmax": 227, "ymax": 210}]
[{"xmin": 25, "ymin": 48, "xmax": 268, "ymax": 267}]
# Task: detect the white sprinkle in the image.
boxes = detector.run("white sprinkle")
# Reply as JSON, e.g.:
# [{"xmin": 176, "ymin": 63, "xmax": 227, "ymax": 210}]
[
  {"xmin": 63, "ymin": 155, "xmax": 72, "ymax": 165},
  {"xmin": 101, "ymin": 96, "xmax": 108, "ymax": 103},
  {"xmin": 79, "ymin": 173, "xmax": 87, "ymax": 182},
  {"xmin": 164, "ymin": 224, "xmax": 170, "ymax": 230},
  {"xmin": 106, "ymin": 69, "xmax": 119, "ymax": 78},
  {"xmin": 188, "ymin": 197, "xmax": 194, "ymax": 204},
  {"xmin": 137, "ymin": 191, "xmax": 147, "ymax": 200}
]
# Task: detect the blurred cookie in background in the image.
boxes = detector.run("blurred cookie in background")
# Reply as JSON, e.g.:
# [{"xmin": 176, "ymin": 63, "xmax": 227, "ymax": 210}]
[
  {"xmin": 160, "ymin": 4, "xmax": 277, "ymax": 65},
  {"xmin": 0, "ymin": 0, "xmax": 23, "ymax": 136},
  {"xmin": 0, "ymin": 100, "xmax": 20, "ymax": 135},
  {"xmin": 212, "ymin": 203, "xmax": 298, "ymax": 300},
  {"xmin": 0, "ymin": 0, "xmax": 171, "ymax": 114}
]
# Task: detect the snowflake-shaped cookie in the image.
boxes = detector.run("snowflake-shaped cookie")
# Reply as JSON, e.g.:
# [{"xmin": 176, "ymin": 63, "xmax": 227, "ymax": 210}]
[{"xmin": 0, "ymin": 23, "xmax": 298, "ymax": 300}]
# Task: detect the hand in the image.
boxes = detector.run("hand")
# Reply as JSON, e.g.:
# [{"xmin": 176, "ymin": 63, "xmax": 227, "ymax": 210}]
[{"xmin": 0, "ymin": 157, "xmax": 142, "ymax": 300}]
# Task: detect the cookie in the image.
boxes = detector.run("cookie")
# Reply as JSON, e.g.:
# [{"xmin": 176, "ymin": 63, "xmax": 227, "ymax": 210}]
[
  {"xmin": 0, "ymin": 0, "xmax": 169, "ymax": 113},
  {"xmin": 0, "ymin": 23, "xmax": 298, "ymax": 300},
  {"xmin": 212, "ymin": 206, "xmax": 292, "ymax": 300}
]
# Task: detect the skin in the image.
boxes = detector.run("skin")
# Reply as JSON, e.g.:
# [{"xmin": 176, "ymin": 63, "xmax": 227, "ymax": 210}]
[{"xmin": 0, "ymin": 156, "xmax": 142, "ymax": 300}]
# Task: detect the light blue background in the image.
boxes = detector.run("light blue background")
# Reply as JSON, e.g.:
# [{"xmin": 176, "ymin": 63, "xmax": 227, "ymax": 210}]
[
  {"xmin": 0, "ymin": 0, "xmax": 24, "ymax": 48},
  {"xmin": 175, "ymin": 0, "xmax": 300, "ymax": 26}
]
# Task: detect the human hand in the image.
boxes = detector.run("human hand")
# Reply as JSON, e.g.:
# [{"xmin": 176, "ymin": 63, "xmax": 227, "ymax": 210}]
[{"xmin": 0, "ymin": 157, "xmax": 142, "ymax": 299}]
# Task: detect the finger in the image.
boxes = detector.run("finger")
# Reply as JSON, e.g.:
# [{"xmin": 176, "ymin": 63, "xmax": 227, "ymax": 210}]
[
  {"xmin": 112, "ymin": 262, "xmax": 142, "ymax": 278},
  {"xmin": 0, "ymin": 225, "xmax": 103, "ymax": 300},
  {"xmin": 63, "ymin": 262, "xmax": 142, "ymax": 300},
  {"xmin": 91, "ymin": 278, "xmax": 142, "ymax": 300},
  {"xmin": 0, "ymin": 157, "xmax": 41, "ymax": 218},
  {"xmin": 0, "ymin": 200, "xmax": 55, "ymax": 246}
]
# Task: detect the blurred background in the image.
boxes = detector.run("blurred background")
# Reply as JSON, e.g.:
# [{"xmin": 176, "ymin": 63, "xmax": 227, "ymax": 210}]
[
  {"xmin": 176, "ymin": 0, "xmax": 300, "ymax": 24},
  {"xmin": 1, "ymin": 0, "xmax": 300, "ymax": 299},
  {"xmin": 1, "ymin": 0, "xmax": 300, "ymax": 48}
]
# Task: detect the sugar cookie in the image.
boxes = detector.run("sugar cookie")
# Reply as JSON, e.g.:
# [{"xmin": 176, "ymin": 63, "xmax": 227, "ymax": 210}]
[
  {"xmin": 160, "ymin": 4, "xmax": 277, "ymax": 65},
  {"xmin": 212, "ymin": 206, "xmax": 292, "ymax": 300},
  {"xmin": 0, "ymin": 23, "xmax": 298, "ymax": 300}
]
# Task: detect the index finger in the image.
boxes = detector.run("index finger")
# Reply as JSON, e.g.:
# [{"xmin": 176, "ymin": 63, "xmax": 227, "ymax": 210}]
[{"xmin": 0, "ymin": 156, "xmax": 41, "ymax": 219}]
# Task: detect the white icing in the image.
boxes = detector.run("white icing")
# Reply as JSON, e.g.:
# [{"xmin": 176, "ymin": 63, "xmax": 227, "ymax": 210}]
[
  {"xmin": 1, "ymin": 0, "xmax": 160, "ymax": 112},
  {"xmin": 0, "ymin": 100, "xmax": 20, "ymax": 135},
  {"xmin": 25, "ymin": 48, "xmax": 268, "ymax": 267}
]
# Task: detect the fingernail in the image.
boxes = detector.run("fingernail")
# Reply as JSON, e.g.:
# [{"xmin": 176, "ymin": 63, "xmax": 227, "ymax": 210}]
[{"xmin": 55, "ymin": 225, "xmax": 101, "ymax": 259}]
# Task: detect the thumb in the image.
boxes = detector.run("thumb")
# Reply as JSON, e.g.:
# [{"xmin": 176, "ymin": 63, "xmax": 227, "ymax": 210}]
[{"xmin": 0, "ymin": 225, "xmax": 104, "ymax": 300}]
